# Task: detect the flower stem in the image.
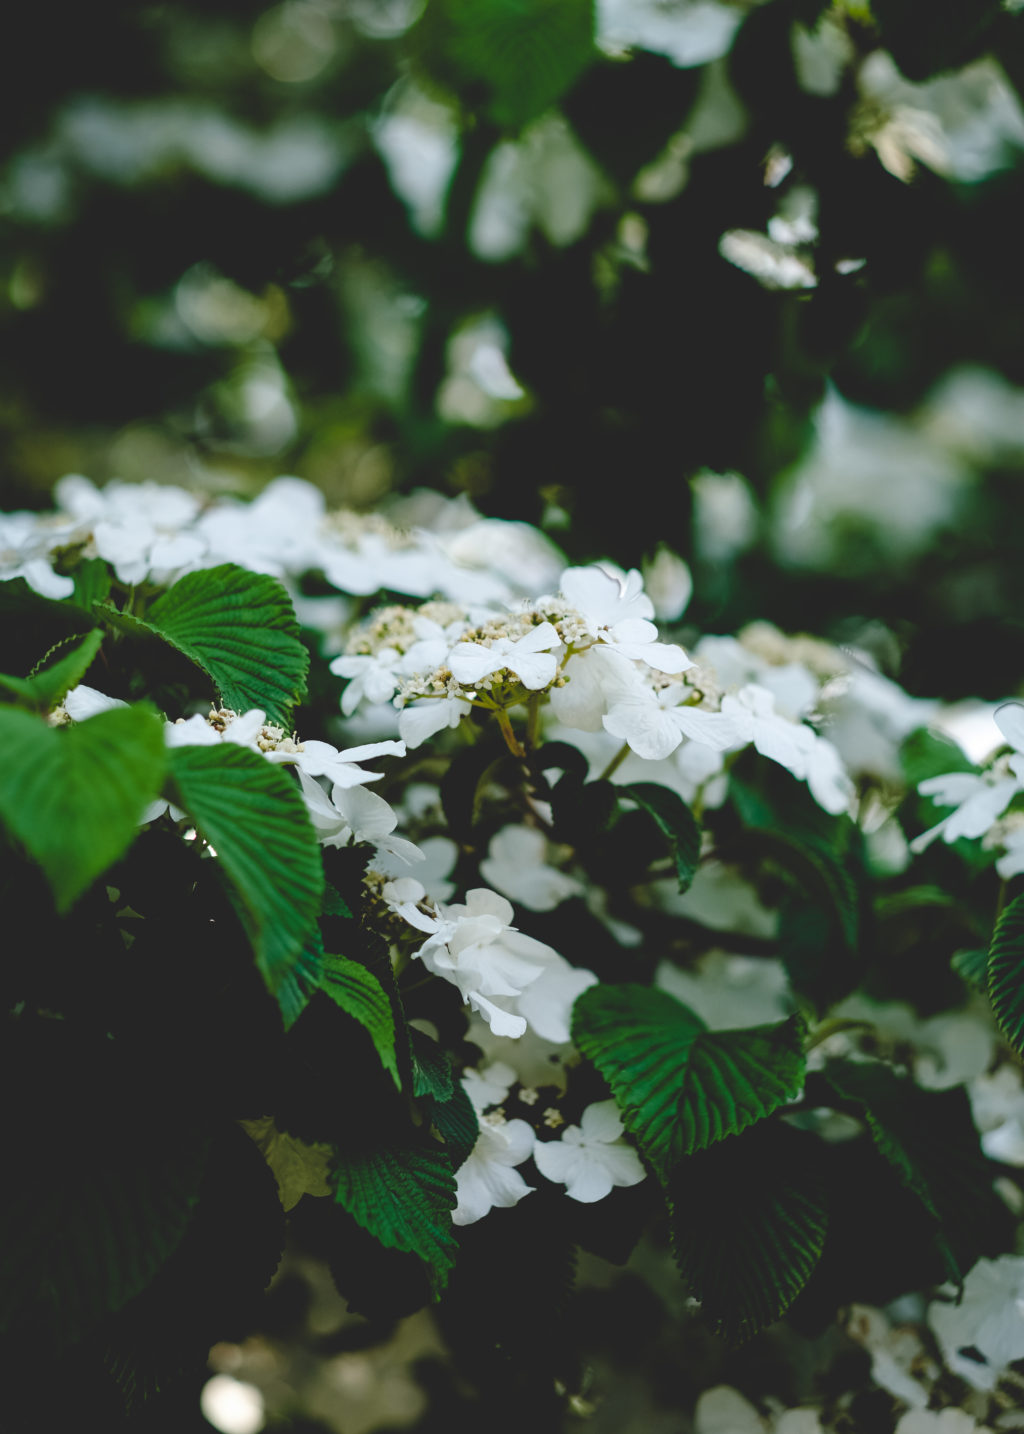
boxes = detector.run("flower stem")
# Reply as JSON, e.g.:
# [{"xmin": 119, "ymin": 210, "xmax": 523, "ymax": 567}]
[
  {"xmin": 495, "ymin": 707, "xmax": 526, "ymax": 759},
  {"xmin": 598, "ymin": 742, "xmax": 630, "ymax": 782}
]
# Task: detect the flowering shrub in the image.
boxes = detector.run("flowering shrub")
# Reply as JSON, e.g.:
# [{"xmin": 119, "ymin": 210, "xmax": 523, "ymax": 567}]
[{"xmin": 5, "ymin": 473, "xmax": 1024, "ymax": 1426}]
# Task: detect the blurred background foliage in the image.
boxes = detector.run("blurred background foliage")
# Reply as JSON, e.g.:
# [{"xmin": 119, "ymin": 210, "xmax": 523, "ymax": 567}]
[{"xmin": 4, "ymin": 0, "xmax": 1024, "ymax": 699}]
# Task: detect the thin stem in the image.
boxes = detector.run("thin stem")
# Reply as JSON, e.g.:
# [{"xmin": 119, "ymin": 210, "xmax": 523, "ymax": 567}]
[
  {"xmin": 526, "ymin": 693, "xmax": 542, "ymax": 752},
  {"xmin": 495, "ymin": 706, "xmax": 526, "ymax": 759},
  {"xmin": 598, "ymin": 742, "xmax": 630, "ymax": 782}
]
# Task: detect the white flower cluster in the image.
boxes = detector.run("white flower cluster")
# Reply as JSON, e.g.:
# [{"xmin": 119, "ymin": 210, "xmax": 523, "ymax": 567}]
[
  {"xmin": 910, "ymin": 703, "xmax": 1024, "ymax": 875},
  {"xmin": 452, "ymin": 1062, "xmax": 645, "ymax": 1226}
]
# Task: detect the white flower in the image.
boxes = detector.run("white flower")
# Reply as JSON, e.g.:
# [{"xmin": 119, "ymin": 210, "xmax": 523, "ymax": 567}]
[
  {"xmin": 479, "ymin": 825, "xmax": 583, "ymax": 911},
  {"xmin": 0, "ymin": 512, "xmax": 75, "ymax": 599},
  {"xmin": 447, "ymin": 621, "xmax": 561, "ymax": 690},
  {"xmin": 718, "ymin": 683, "xmax": 855, "ymax": 813},
  {"xmin": 330, "ymin": 647, "xmax": 407, "ymax": 715},
  {"xmin": 603, "ymin": 682, "xmax": 741, "ymax": 762},
  {"xmin": 397, "ymin": 696, "xmax": 473, "ymax": 749},
  {"xmin": 452, "ymin": 1114, "xmax": 535, "ymax": 1225},
  {"xmin": 296, "ymin": 773, "xmax": 423, "ymax": 863},
  {"xmin": 909, "ymin": 705, "xmax": 1024, "ymax": 853},
  {"xmin": 560, "ymin": 564, "xmax": 692, "ymax": 673},
  {"xmin": 265, "ymin": 734, "xmax": 407, "ymax": 788},
  {"xmin": 463, "ymin": 1061, "xmax": 517, "ymax": 1113},
  {"xmin": 533, "ymin": 1100, "xmax": 646, "ymax": 1202},
  {"xmin": 928, "ymin": 1256, "xmax": 1024, "ymax": 1390},
  {"xmin": 641, "ymin": 546, "xmax": 692, "ymax": 622},
  {"xmin": 403, "ymin": 887, "xmax": 595, "ymax": 1041},
  {"xmin": 372, "ymin": 834, "xmax": 457, "ymax": 902}
]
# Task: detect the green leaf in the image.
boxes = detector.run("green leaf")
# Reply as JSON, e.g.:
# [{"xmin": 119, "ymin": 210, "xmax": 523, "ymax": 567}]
[
  {"xmin": 900, "ymin": 727, "xmax": 975, "ymax": 785},
  {"xmin": 169, "ymin": 744, "xmax": 324, "ymax": 1015},
  {"xmin": 0, "ymin": 629, "xmax": 105, "ymax": 711},
  {"xmin": 572, "ymin": 984, "xmax": 806, "ymax": 1181},
  {"xmin": 102, "ymin": 564, "xmax": 309, "ymax": 725},
  {"xmin": 987, "ymin": 892, "xmax": 1024, "ymax": 1058},
  {"xmin": 276, "ymin": 921, "xmax": 325, "ymax": 1033},
  {"xmin": 71, "ymin": 557, "xmax": 112, "ymax": 611},
  {"xmin": 0, "ymin": 577, "xmax": 96, "ymax": 677},
  {"xmin": 0, "ymin": 1025, "xmax": 212, "ymax": 1347},
  {"xmin": 320, "ymin": 952, "xmax": 401, "ymax": 1089},
  {"xmin": 411, "ymin": 1027, "xmax": 456, "ymax": 1102},
  {"xmin": 432, "ymin": 1081, "xmax": 479, "ymax": 1170},
  {"xmin": 619, "ymin": 781, "xmax": 701, "ymax": 892},
  {"xmin": 819, "ymin": 1059, "xmax": 998, "ymax": 1287},
  {"xmin": 0, "ymin": 703, "xmax": 166, "ymax": 911},
  {"xmin": 669, "ymin": 1122, "xmax": 828, "ymax": 1344},
  {"xmin": 330, "ymin": 1139, "xmax": 458, "ymax": 1297},
  {"xmin": 952, "ymin": 946, "xmax": 990, "ymax": 993},
  {"xmin": 415, "ymin": 0, "xmax": 596, "ymax": 132}
]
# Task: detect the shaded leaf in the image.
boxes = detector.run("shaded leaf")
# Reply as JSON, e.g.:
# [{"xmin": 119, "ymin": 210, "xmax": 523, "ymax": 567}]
[
  {"xmin": 819, "ymin": 1059, "xmax": 999, "ymax": 1288},
  {"xmin": 0, "ymin": 628, "xmax": 103, "ymax": 710},
  {"xmin": 619, "ymin": 781, "xmax": 701, "ymax": 892},
  {"xmin": 987, "ymin": 891, "xmax": 1024, "ymax": 1058},
  {"xmin": 169, "ymin": 744, "xmax": 323, "ymax": 1016},
  {"xmin": 319, "ymin": 951, "xmax": 401, "ymax": 1089},
  {"xmin": 416, "ymin": 0, "xmax": 596, "ymax": 132},
  {"xmin": 669, "ymin": 1123, "xmax": 828, "ymax": 1344},
  {"xmin": 0, "ymin": 702, "xmax": 166, "ymax": 911},
  {"xmin": 330, "ymin": 1138, "xmax": 458, "ymax": 1298}
]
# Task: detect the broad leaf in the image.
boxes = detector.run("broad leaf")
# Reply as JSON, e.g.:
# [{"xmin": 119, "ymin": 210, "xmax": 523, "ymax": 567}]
[
  {"xmin": 572, "ymin": 984, "xmax": 805, "ymax": 1181},
  {"xmin": 669, "ymin": 1122, "xmax": 828, "ymax": 1344},
  {"xmin": 820, "ymin": 1059, "xmax": 998, "ymax": 1287},
  {"xmin": 415, "ymin": 0, "xmax": 596, "ymax": 132},
  {"xmin": 102, "ymin": 564, "xmax": 308, "ymax": 725},
  {"xmin": 147, "ymin": 564, "xmax": 308, "ymax": 724},
  {"xmin": 0, "ymin": 702, "xmax": 166, "ymax": 910},
  {"xmin": 432, "ymin": 1082, "xmax": 479, "ymax": 1171},
  {"xmin": 319, "ymin": 951, "xmax": 400, "ymax": 1089},
  {"xmin": 330, "ymin": 1139, "xmax": 458, "ymax": 1297},
  {"xmin": 619, "ymin": 781, "xmax": 701, "ymax": 892},
  {"xmin": 0, "ymin": 628, "xmax": 104, "ymax": 710},
  {"xmin": 0, "ymin": 577, "xmax": 96, "ymax": 677},
  {"xmin": 1, "ymin": 1026, "xmax": 211, "ymax": 1347},
  {"xmin": 411, "ymin": 1027, "xmax": 456, "ymax": 1102},
  {"xmin": 987, "ymin": 892, "xmax": 1024, "ymax": 1058},
  {"xmin": 276, "ymin": 921, "xmax": 325, "ymax": 1033},
  {"xmin": 169, "ymin": 745, "xmax": 324, "ymax": 1016}
]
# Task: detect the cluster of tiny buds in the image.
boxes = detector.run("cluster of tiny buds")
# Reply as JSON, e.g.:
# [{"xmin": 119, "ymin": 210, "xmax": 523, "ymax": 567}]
[
  {"xmin": 320, "ymin": 508, "xmax": 415, "ymax": 550},
  {"xmin": 738, "ymin": 620, "xmax": 847, "ymax": 680},
  {"xmin": 204, "ymin": 706, "xmax": 303, "ymax": 754},
  {"xmin": 345, "ymin": 599, "xmax": 470, "ymax": 658}
]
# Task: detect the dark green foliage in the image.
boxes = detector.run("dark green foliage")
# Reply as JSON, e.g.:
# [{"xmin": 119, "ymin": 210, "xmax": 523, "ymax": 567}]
[
  {"xmin": 572, "ymin": 984, "xmax": 806, "ymax": 1180},
  {"xmin": 0, "ymin": 701, "xmax": 166, "ymax": 910},
  {"xmin": 169, "ymin": 743, "xmax": 324, "ymax": 1016},
  {"xmin": 669, "ymin": 1123, "xmax": 829, "ymax": 1344},
  {"xmin": 816, "ymin": 1059, "xmax": 1005, "ymax": 1288},
  {"xmin": 619, "ymin": 781, "xmax": 702, "ymax": 893},
  {"xmin": 330, "ymin": 1138, "xmax": 458, "ymax": 1297}
]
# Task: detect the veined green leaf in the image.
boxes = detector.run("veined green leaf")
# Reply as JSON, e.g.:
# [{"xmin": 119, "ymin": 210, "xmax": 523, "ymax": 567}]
[
  {"xmin": 820, "ymin": 1058, "xmax": 998, "ymax": 1288},
  {"xmin": 987, "ymin": 892, "xmax": 1024, "ymax": 1058},
  {"xmin": 169, "ymin": 745, "xmax": 323, "ymax": 1018},
  {"xmin": 0, "ymin": 577, "xmax": 97, "ymax": 678},
  {"xmin": 0, "ymin": 629, "xmax": 104, "ymax": 711},
  {"xmin": 572, "ymin": 984, "xmax": 805, "ymax": 1181},
  {"xmin": 669, "ymin": 1122, "xmax": 828, "ymax": 1344},
  {"xmin": 619, "ymin": 781, "xmax": 701, "ymax": 892},
  {"xmin": 330, "ymin": 1139, "xmax": 458, "ymax": 1298},
  {"xmin": 0, "ymin": 702, "xmax": 166, "ymax": 911},
  {"xmin": 320, "ymin": 952, "xmax": 400, "ymax": 1089},
  {"xmin": 414, "ymin": 0, "xmax": 595, "ymax": 132},
  {"xmin": 101, "ymin": 564, "xmax": 308, "ymax": 725}
]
